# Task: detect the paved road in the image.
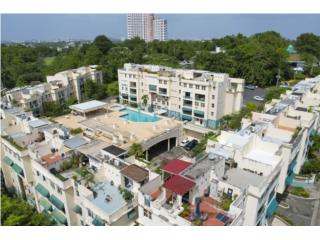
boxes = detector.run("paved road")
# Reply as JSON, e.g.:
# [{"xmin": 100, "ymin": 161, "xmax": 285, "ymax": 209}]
[
  {"xmin": 277, "ymin": 194, "xmax": 316, "ymax": 226},
  {"xmin": 243, "ymin": 87, "xmax": 266, "ymax": 105}
]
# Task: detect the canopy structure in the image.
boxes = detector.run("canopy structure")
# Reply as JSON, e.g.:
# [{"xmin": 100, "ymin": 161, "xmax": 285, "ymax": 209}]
[
  {"xmin": 52, "ymin": 209, "xmax": 67, "ymax": 225},
  {"xmin": 70, "ymin": 100, "xmax": 106, "ymax": 116},
  {"xmin": 163, "ymin": 175, "xmax": 195, "ymax": 196},
  {"xmin": 49, "ymin": 195, "xmax": 65, "ymax": 212},
  {"xmin": 35, "ymin": 183, "xmax": 50, "ymax": 198},
  {"xmin": 160, "ymin": 159, "xmax": 191, "ymax": 175}
]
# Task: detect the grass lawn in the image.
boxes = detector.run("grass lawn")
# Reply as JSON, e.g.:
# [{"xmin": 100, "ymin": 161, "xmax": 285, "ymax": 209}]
[
  {"xmin": 289, "ymin": 186, "xmax": 310, "ymax": 198},
  {"xmin": 43, "ymin": 56, "xmax": 55, "ymax": 66}
]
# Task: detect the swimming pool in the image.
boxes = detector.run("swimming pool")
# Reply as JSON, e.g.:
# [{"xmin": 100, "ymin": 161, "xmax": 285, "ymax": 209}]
[{"xmin": 120, "ymin": 108, "xmax": 160, "ymax": 122}]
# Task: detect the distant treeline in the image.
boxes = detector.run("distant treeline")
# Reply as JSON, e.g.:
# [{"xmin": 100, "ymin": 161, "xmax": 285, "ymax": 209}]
[{"xmin": 2, "ymin": 32, "xmax": 320, "ymax": 89}]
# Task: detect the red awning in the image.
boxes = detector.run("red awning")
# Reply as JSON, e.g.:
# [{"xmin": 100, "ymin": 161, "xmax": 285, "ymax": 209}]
[
  {"xmin": 163, "ymin": 175, "xmax": 195, "ymax": 196},
  {"xmin": 160, "ymin": 159, "xmax": 192, "ymax": 175}
]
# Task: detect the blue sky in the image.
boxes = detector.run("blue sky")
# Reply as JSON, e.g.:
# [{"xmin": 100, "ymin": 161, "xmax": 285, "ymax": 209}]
[{"xmin": 1, "ymin": 14, "xmax": 320, "ymax": 41}]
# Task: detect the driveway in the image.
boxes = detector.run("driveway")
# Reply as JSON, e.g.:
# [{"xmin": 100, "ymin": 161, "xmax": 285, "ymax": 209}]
[
  {"xmin": 243, "ymin": 88, "xmax": 266, "ymax": 105},
  {"xmin": 277, "ymin": 194, "xmax": 317, "ymax": 226}
]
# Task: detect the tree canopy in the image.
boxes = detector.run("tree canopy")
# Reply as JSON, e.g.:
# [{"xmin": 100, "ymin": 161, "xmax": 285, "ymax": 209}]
[{"xmin": 2, "ymin": 32, "xmax": 320, "ymax": 90}]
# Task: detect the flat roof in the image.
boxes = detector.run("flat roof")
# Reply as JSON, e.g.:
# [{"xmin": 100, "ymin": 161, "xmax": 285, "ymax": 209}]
[
  {"xmin": 103, "ymin": 145, "xmax": 126, "ymax": 156},
  {"xmin": 28, "ymin": 119, "xmax": 49, "ymax": 128},
  {"xmin": 121, "ymin": 164, "xmax": 149, "ymax": 183},
  {"xmin": 70, "ymin": 100, "xmax": 106, "ymax": 113},
  {"xmin": 224, "ymin": 168, "xmax": 265, "ymax": 190},
  {"xmin": 64, "ymin": 136, "xmax": 88, "ymax": 149},
  {"xmin": 163, "ymin": 175, "xmax": 195, "ymax": 196},
  {"xmin": 90, "ymin": 181, "xmax": 127, "ymax": 215},
  {"xmin": 160, "ymin": 159, "xmax": 192, "ymax": 175}
]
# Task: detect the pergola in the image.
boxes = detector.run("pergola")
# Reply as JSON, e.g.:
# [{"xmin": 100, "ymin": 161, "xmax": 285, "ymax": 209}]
[{"xmin": 69, "ymin": 100, "xmax": 107, "ymax": 117}]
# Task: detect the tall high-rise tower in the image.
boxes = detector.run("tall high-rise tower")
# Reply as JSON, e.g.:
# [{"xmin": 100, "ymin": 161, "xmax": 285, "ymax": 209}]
[{"xmin": 127, "ymin": 14, "xmax": 167, "ymax": 42}]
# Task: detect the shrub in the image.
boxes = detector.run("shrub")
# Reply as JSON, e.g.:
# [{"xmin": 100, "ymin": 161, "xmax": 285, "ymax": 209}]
[
  {"xmin": 70, "ymin": 128, "xmax": 83, "ymax": 134},
  {"xmin": 289, "ymin": 187, "xmax": 310, "ymax": 198}
]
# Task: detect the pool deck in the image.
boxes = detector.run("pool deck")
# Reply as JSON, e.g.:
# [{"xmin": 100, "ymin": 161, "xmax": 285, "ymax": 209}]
[{"xmin": 53, "ymin": 106, "xmax": 182, "ymax": 150}]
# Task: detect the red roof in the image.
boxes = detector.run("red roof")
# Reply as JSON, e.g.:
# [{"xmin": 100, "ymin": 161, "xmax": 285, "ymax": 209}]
[
  {"xmin": 160, "ymin": 160, "xmax": 192, "ymax": 175},
  {"xmin": 163, "ymin": 175, "xmax": 195, "ymax": 196}
]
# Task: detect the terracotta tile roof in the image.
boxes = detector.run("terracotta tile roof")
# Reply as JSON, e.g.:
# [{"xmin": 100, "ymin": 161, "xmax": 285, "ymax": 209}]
[
  {"xmin": 160, "ymin": 159, "xmax": 191, "ymax": 175},
  {"xmin": 163, "ymin": 175, "xmax": 195, "ymax": 196},
  {"xmin": 41, "ymin": 153, "xmax": 62, "ymax": 166},
  {"xmin": 120, "ymin": 164, "xmax": 149, "ymax": 183}
]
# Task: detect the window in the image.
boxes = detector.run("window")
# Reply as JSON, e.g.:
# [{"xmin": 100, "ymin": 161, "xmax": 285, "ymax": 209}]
[
  {"xmin": 164, "ymin": 80, "xmax": 167, "ymax": 85},
  {"xmin": 212, "ymin": 104, "xmax": 215, "ymax": 108},
  {"xmin": 143, "ymin": 209, "xmax": 152, "ymax": 219},
  {"xmin": 184, "ymin": 83, "xmax": 187, "ymax": 87},
  {"xmin": 36, "ymin": 171, "xmax": 40, "ymax": 176},
  {"xmin": 195, "ymin": 102, "xmax": 199, "ymax": 106},
  {"xmin": 212, "ymin": 95, "xmax": 215, "ymax": 100},
  {"xmin": 201, "ymin": 103, "xmax": 205, "ymax": 107},
  {"xmin": 42, "ymin": 175, "xmax": 46, "ymax": 182},
  {"xmin": 189, "ymin": 84, "xmax": 193, "ymax": 88},
  {"xmin": 201, "ymin": 86, "xmax": 206, "ymax": 90},
  {"xmin": 50, "ymin": 180, "xmax": 55, "ymax": 190},
  {"xmin": 211, "ymin": 112, "xmax": 214, "ymax": 116},
  {"xmin": 57, "ymin": 187, "xmax": 62, "ymax": 194},
  {"xmin": 179, "ymin": 90, "xmax": 181, "ymax": 94},
  {"xmin": 87, "ymin": 209, "xmax": 94, "ymax": 218},
  {"xmin": 159, "ymin": 80, "xmax": 162, "ymax": 84},
  {"xmin": 196, "ymin": 85, "xmax": 200, "ymax": 89}
]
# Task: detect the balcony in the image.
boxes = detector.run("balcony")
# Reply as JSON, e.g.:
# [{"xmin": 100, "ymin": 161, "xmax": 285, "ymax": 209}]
[
  {"xmin": 182, "ymin": 107, "xmax": 192, "ymax": 116},
  {"xmin": 195, "ymin": 94, "xmax": 205, "ymax": 102},
  {"xmin": 183, "ymin": 95, "xmax": 192, "ymax": 100},
  {"xmin": 183, "ymin": 100, "xmax": 193, "ymax": 108},
  {"xmin": 182, "ymin": 114, "xmax": 193, "ymax": 121},
  {"xmin": 194, "ymin": 110, "xmax": 205, "ymax": 118},
  {"xmin": 129, "ymin": 89, "xmax": 137, "ymax": 95},
  {"xmin": 158, "ymin": 88, "xmax": 168, "ymax": 96},
  {"xmin": 149, "ymin": 84, "xmax": 157, "ymax": 92}
]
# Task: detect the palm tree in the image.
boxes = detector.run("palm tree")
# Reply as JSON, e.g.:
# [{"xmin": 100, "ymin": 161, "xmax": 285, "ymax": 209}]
[
  {"xmin": 141, "ymin": 95, "xmax": 149, "ymax": 109},
  {"xmin": 129, "ymin": 143, "xmax": 143, "ymax": 159}
]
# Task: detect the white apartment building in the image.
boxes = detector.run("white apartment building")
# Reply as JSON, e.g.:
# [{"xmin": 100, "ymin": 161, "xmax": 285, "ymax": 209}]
[
  {"xmin": 118, "ymin": 63, "xmax": 244, "ymax": 128},
  {"xmin": 1, "ymin": 106, "xmax": 139, "ymax": 226},
  {"xmin": 4, "ymin": 65, "xmax": 103, "ymax": 114},
  {"xmin": 127, "ymin": 14, "xmax": 167, "ymax": 42},
  {"xmin": 153, "ymin": 18, "xmax": 167, "ymax": 41}
]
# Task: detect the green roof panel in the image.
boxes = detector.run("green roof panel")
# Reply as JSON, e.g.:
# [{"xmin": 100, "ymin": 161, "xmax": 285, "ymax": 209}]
[
  {"xmin": 4, "ymin": 156, "xmax": 14, "ymax": 166},
  {"xmin": 52, "ymin": 209, "xmax": 67, "ymax": 225},
  {"xmin": 92, "ymin": 217, "xmax": 105, "ymax": 226},
  {"xmin": 39, "ymin": 198, "xmax": 52, "ymax": 211},
  {"xmin": 49, "ymin": 195, "xmax": 65, "ymax": 212},
  {"xmin": 35, "ymin": 183, "xmax": 50, "ymax": 198},
  {"xmin": 12, "ymin": 163, "xmax": 24, "ymax": 177},
  {"xmin": 73, "ymin": 205, "xmax": 82, "ymax": 215}
]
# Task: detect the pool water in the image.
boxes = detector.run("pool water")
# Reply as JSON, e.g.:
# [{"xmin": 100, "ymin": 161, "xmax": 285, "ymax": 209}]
[{"xmin": 120, "ymin": 108, "xmax": 160, "ymax": 122}]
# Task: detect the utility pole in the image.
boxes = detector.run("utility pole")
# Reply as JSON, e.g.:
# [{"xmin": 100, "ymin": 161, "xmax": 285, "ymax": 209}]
[{"xmin": 276, "ymin": 68, "xmax": 281, "ymax": 87}]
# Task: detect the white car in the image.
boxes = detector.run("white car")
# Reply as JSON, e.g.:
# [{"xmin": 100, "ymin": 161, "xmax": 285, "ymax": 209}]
[
  {"xmin": 253, "ymin": 96, "xmax": 264, "ymax": 101},
  {"xmin": 180, "ymin": 139, "xmax": 190, "ymax": 147}
]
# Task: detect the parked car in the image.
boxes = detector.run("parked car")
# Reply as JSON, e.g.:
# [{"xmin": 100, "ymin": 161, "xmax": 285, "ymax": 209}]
[
  {"xmin": 184, "ymin": 139, "xmax": 198, "ymax": 151},
  {"xmin": 180, "ymin": 138, "xmax": 190, "ymax": 147},
  {"xmin": 245, "ymin": 84, "xmax": 258, "ymax": 90},
  {"xmin": 253, "ymin": 96, "xmax": 264, "ymax": 101}
]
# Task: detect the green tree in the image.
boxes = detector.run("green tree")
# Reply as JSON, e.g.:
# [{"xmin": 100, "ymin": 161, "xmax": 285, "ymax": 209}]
[
  {"xmin": 106, "ymin": 81, "xmax": 119, "ymax": 96},
  {"xmin": 1, "ymin": 194, "xmax": 55, "ymax": 226},
  {"xmin": 295, "ymin": 33, "xmax": 320, "ymax": 58},
  {"xmin": 93, "ymin": 35, "xmax": 114, "ymax": 55},
  {"xmin": 141, "ymin": 94, "xmax": 149, "ymax": 107},
  {"xmin": 129, "ymin": 143, "xmax": 144, "ymax": 159}
]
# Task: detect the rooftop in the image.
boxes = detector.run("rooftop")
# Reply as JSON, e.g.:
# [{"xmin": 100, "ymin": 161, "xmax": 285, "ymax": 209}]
[
  {"xmin": 163, "ymin": 175, "xmax": 195, "ymax": 196},
  {"xmin": 90, "ymin": 181, "xmax": 127, "ymax": 215},
  {"xmin": 70, "ymin": 100, "xmax": 106, "ymax": 113},
  {"xmin": 102, "ymin": 145, "xmax": 126, "ymax": 157},
  {"xmin": 41, "ymin": 153, "xmax": 63, "ymax": 166},
  {"xmin": 63, "ymin": 136, "xmax": 88, "ymax": 149},
  {"xmin": 224, "ymin": 168, "xmax": 266, "ymax": 190},
  {"xmin": 160, "ymin": 159, "xmax": 192, "ymax": 175},
  {"xmin": 120, "ymin": 164, "xmax": 149, "ymax": 183}
]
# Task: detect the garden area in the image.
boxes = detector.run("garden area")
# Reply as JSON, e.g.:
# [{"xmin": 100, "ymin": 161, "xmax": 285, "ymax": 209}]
[{"xmin": 288, "ymin": 186, "xmax": 310, "ymax": 198}]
